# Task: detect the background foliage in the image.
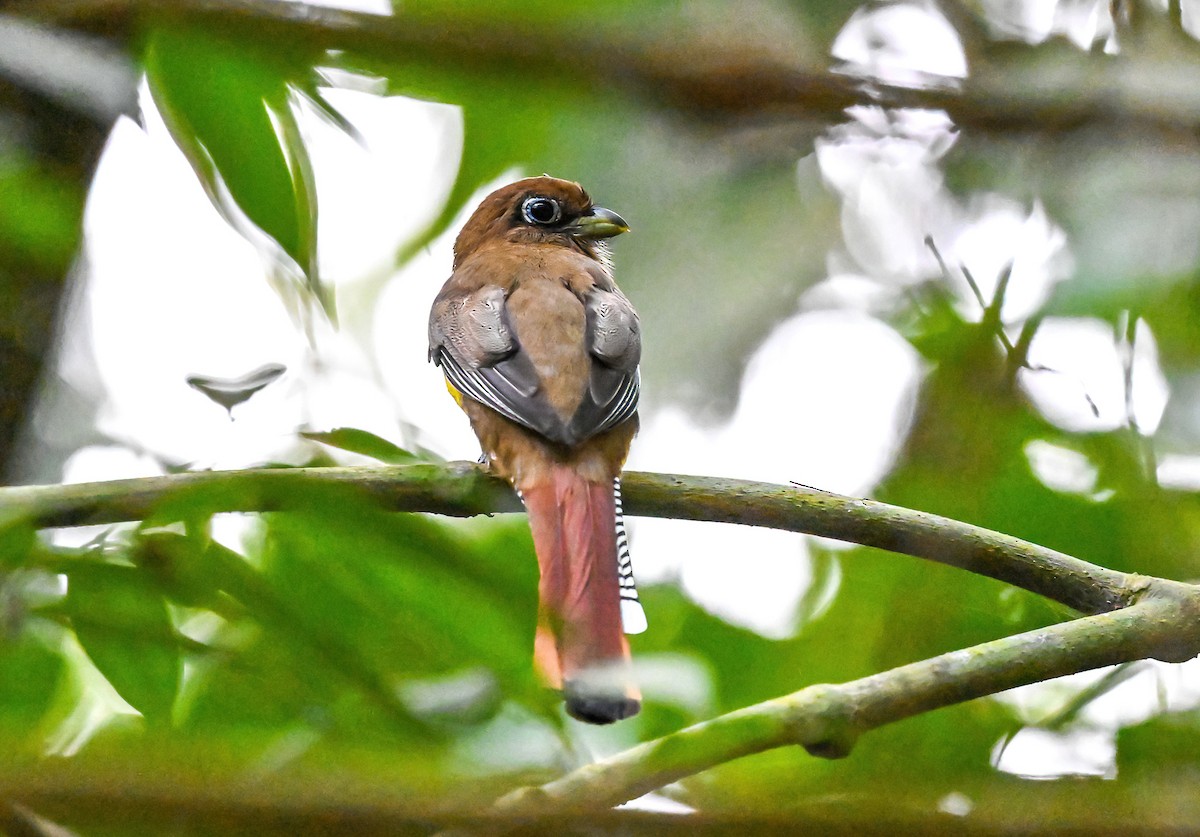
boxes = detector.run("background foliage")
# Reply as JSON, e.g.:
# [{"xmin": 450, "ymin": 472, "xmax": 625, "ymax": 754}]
[{"xmin": 3, "ymin": 0, "xmax": 1200, "ymax": 832}]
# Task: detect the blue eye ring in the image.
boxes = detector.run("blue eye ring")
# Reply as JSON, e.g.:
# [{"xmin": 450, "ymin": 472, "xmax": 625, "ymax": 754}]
[{"xmin": 522, "ymin": 196, "xmax": 562, "ymax": 226}]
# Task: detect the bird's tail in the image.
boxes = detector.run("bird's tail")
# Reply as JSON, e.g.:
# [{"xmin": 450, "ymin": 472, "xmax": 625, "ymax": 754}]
[{"xmin": 522, "ymin": 464, "xmax": 640, "ymax": 724}]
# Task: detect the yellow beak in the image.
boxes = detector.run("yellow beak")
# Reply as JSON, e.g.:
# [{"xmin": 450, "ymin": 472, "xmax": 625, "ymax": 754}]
[{"xmin": 570, "ymin": 206, "xmax": 630, "ymax": 239}]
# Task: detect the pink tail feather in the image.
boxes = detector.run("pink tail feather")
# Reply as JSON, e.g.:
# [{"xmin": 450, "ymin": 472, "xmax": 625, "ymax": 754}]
[{"xmin": 523, "ymin": 465, "xmax": 639, "ymax": 724}]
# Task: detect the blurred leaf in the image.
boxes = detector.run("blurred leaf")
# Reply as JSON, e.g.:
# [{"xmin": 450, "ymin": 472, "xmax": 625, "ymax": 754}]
[
  {"xmin": 0, "ymin": 154, "xmax": 85, "ymax": 274},
  {"xmin": 261, "ymin": 483, "xmax": 535, "ymax": 686},
  {"xmin": 782, "ymin": 0, "xmax": 857, "ymax": 44},
  {"xmin": 0, "ymin": 515, "xmax": 36, "ymax": 570},
  {"xmin": 793, "ymin": 548, "xmax": 841, "ymax": 625},
  {"xmin": 65, "ymin": 563, "xmax": 181, "ymax": 725},
  {"xmin": 300, "ymin": 427, "xmax": 421, "ymax": 464},
  {"xmin": 130, "ymin": 531, "xmax": 236, "ymax": 614},
  {"xmin": 181, "ymin": 533, "xmax": 427, "ymax": 736},
  {"xmin": 162, "ymin": 490, "xmax": 545, "ymax": 740},
  {"xmin": 0, "ymin": 627, "xmax": 65, "ymax": 738},
  {"xmin": 1118, "ymin": 708, "xmax": 1200, "ymax": 778},
  {"xmin": 143, "ymin": 25, "xmax": 324, "ymax": 307},
  {"xmin": 185, "ymin": 362, "xmax": 287, "ymax": 416}
]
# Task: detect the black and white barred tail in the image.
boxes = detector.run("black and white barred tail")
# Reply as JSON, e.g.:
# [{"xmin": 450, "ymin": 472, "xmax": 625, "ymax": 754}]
[{"xmin": 614, "ymin": 477, "xmax": 647, "ymax": 634}]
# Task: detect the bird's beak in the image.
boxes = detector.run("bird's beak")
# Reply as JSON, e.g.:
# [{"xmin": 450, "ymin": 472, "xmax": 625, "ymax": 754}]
[{"xmin": 570, "ymin": 206, "xmax": 630, "ymax": 240}]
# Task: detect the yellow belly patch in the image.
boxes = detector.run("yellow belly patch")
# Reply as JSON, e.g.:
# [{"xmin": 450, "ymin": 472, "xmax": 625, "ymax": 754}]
[{"xmin": 445, "ymin": 379, "xmax": 464, "ymax": 408}]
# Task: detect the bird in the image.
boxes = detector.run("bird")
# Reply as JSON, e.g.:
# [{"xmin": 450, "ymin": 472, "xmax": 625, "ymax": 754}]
[{"xmin": 428, "ymin": 176, "xmax": 646, "ymax": 724}]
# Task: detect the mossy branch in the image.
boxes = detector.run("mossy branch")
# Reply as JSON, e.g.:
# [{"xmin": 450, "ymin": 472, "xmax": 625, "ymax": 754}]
[
  {"xmin": 3, "ymin": 462, "xmax": 1136, "ymax": 614},
  {"xmin": 497, "ymin": 588, "xmax": 1200, "ymax": 813}
]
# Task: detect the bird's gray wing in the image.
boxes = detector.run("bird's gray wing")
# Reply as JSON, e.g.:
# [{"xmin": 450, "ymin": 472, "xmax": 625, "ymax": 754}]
[
  {"xmin": 429, "ymin": 284, "xmax": 575, "ymax": 443},
  {"xmin": 564, "ymin": 287, "xmax": 641, "ymax": 441}
]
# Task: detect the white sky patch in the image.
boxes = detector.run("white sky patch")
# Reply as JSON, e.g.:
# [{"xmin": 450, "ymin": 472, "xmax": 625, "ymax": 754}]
[
  {"xmin": 618, "ymin": 792, "xmax": 696, "ymax": 815},
  {"xmin": 1055, "ymin": 0, "xmax": 1116, "ymax": 50},
  {"xmin": 981, "ymin": 0, "xmax": 1115, "ymax": 50},
  {"xmin": 1157, "ymin": 454, "xmax": 1200, "ymax": 490},
  {"xmin": 832, "ymin": 1, "xmax": 968, "ymax": 84},
  {"xmin": 1023, "ymin": 439, "xmax": 1099, "ymax": 496},
  {"xmin": 994, "ymin": 726, "xmax": 1115, "ymax": 779},
  {"xmin": 937, "ymin": 792, "xmax": 973, "ymax": 817},
  {"xmin": 210, "ymin": 512, "xmax": 261, "ymax": 557},
  {"xmin": 727, "ymin": 310, "xmax": 921, "ymax": 491},
  {"xmin": 994, "ymin": 657, "xmax": 1200, "ymax": 780},
  {"xmin": 800, "ymin": 273, "xmax": 896, "ymax": 314},
  {"xmin": 1184, "ymin": 0, "xmax": 1200, "ymax": 40},
  {"xmin": 948, "ymin": 197, "xmax": 1072, "ymax": 323},
  {"xmin": 1019, "ymin": 317, "xmax": 1169, "ymax": 434},
  {"xmin": 1128, "ymin": 319, "xmax": 1171, "ymax": 435},
  {"xmin": 628, "ymin": 311, "xmax": 920, "ymax": 637},
  {"xmin": 629, "ymin": 654, "xmax": 715, "ymax": 715},
  {"xmin": 61, "ymin": 443, "xmax": 163, "ymax": 484},
  {"xmin": 636, "ymin": 521, "xmax": 811, "ymax": 639},
  {"xmin": 305, "ymin": 0, "xmax": 390, "ymax": 12},
  {"xmin": 816, "ymin": 108, "xmax": 958, "ymax": 281},
  {"xmin": 1066, "ymin": 660, "xmax": 1200, "ymax": 731},
  {"xmin": 296, "ymin": 88, "xmax": 460, "ymax": 288},
  {"xmin": 981, "ymin": 0, "xmax": 1057, "ymax": 41}
]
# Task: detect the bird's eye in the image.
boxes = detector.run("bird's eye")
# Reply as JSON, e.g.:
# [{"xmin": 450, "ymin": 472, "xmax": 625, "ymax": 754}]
[{"xmin": 521, "ymin": 197, "xmax": 562, "ymax": 226}]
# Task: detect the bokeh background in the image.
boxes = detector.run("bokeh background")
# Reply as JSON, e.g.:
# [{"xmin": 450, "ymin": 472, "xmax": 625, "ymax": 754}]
[{"xmin": 5, "ymin": 0, "xmax": 1200, "ymax": 831}]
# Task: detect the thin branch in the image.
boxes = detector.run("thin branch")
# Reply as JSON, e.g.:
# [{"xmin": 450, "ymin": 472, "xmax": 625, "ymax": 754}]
[
  {"xmin": 495, "ymin": 588, "xmax": 1200, "ymax": 813},
  {"xmin": 925, "ymin": 236, "xmax": 1017, "ymax": 354},
  {"xmin": 2, "ymin": 463, "xmax": 1137, "ymax": 615}
]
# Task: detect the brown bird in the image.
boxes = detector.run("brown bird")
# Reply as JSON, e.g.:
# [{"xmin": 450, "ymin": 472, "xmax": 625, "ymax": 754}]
[{"xmin": 429, "ymin": 176, "xmax": 645, "ymax": 724}]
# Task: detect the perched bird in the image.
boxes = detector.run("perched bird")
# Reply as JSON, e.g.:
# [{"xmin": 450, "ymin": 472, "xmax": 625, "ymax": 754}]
[{"xmin": 429, "ymin": 176, "xmax": 645, "ymax": 724}]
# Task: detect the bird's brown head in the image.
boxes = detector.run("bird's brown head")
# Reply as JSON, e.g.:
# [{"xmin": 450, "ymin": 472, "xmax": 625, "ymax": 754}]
[{"xmin": 452, "ymin": 176, "xmax": 629, "ymax": 269}]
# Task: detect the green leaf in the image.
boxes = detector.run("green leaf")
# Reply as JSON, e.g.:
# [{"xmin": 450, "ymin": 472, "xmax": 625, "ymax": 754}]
[
  {"xmin": 1118, "ymin": 709, "xmax": 1200, "ymax": 778},
  {"xmin": 143, "ymin": 25, "xmax": 323, "ymax": 303},
  {"xmin": 0, "ymin": 626, "xmax": 66, "ymax": 738},
  {"xmin": 262, "ymin": 486, "xmax": 535, "ymax": 686},
  {"xmin": 0, "ymin": 515, "xmax": 36, "ymax": 570},
  {"xmin": 0, "ymin": 153, "xmax": 85, "ymax": 274},
  {"xmin": 65, "ymin": 563, "xmax": 181, "ymax": 725},
  {"xmin": 300, "ymin": 427, "xmax": 422, "ymax": 464},
  {"xmin": 130, "ymin": 531, "xmax": 234, "ymax": 613},
  {"xmin": 185, "ymin": 531, "xmax": 431, "ymax": 735}
]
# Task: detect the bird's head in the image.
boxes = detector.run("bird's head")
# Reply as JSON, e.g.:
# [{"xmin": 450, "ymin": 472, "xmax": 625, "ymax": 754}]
[{"xmin": 452, "ymin": 176, "xmax": 629, "ymax": 269}]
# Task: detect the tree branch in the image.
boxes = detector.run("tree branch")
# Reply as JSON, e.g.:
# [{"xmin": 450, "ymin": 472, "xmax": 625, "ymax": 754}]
[
  {"xmin": 0, "ymin": 462, "xmax": 1141, "ymax": 615},
  {"xmin": 15, "ymin": 0, "xmax": 1200, "ymax": 139},
  {"xmin": 496, "ymin": 587, "xmax": 1200, "ymax": 813}
]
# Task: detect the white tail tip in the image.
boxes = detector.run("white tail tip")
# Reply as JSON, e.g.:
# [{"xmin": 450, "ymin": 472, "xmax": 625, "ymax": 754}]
[{"xmin": 621, "ymin": 598, "xmax": 648, "ymax": 635}]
